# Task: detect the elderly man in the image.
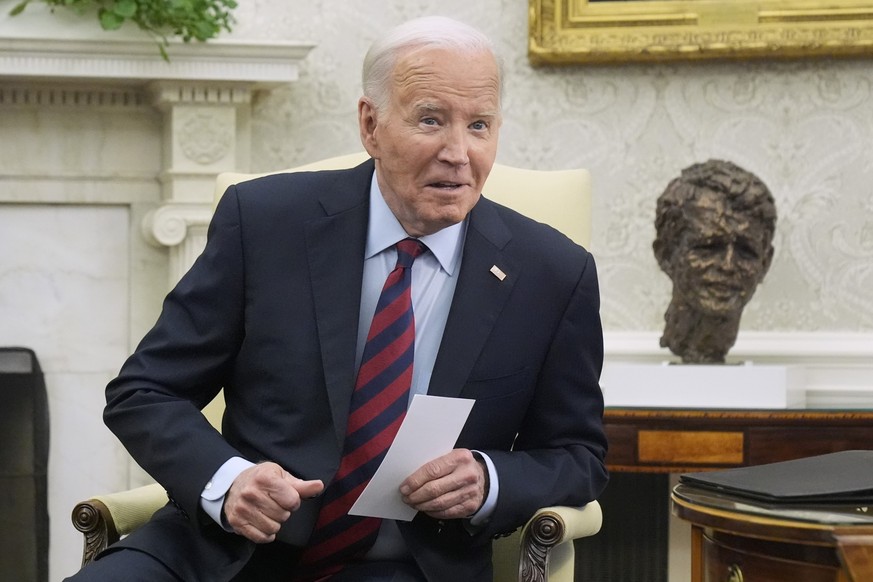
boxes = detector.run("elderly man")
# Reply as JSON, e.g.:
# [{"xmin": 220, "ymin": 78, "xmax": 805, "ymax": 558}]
[
  {"xmin": 654, "ymin": 159, "xmax": 777, "ymax": 364},
  {"xmin": 66, "ymin": 15, "xmax": 607, "ymax": 582}
]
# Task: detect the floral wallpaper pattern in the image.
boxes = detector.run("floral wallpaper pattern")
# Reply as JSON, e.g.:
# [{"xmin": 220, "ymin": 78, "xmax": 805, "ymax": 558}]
[{"xmin": 228, "ymin": 0, "xmax": 873, "ymax": 332}]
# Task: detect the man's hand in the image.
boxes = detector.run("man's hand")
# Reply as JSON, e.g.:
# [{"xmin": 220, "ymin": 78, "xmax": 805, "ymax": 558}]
[
  {"xmin": 400, "ymin": 449, "xmax": 487, "ymax": 520},
  {"xmin": 224, "ymin": 462, "xmax": 323, "ymax": 543}
]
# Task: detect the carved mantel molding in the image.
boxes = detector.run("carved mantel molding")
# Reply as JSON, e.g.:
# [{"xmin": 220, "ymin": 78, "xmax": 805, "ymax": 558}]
[
  {"xmin": 0, "ymin": 36, "xmax": 314, "ymax": 88},
  {"xmin": 0, "ymin": 22, "xmax": 315, "ymax": 286}
]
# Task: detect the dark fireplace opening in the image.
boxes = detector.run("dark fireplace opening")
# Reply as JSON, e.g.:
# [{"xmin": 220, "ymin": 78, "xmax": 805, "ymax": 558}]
[{"xmin": 0, "ymin": 347, "xmax": 49, "ymax": 582}]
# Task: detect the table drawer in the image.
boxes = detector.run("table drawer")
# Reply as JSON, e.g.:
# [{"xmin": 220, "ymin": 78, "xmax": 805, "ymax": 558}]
[{"xmin": 703, "ymin": 534, "xmax": 841, "ymax": 582}]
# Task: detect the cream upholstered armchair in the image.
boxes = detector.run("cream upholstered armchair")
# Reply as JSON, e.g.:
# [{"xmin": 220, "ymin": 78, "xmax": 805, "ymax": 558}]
[{"xmin": 71, "ymin": 153, "xmax": 602, "ymax": 582}]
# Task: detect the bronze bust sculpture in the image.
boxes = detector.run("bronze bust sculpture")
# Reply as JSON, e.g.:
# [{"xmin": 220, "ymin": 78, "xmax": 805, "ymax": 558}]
[{"xmin": 653, "ymin": 160, "xmax": 777, "ymax": 364}]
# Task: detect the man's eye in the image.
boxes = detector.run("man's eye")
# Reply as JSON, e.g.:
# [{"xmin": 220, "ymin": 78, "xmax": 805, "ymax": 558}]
[
  {"xmin": 736, "ymin": 243, "xmax": 760, "ymax": 260},
  {"xmin": 691, "ymin": 243, "xmax": 720, "ymax": 254},
  {"xmin": 421, "ymin": 118, "xmax": 438, "ymax": 126},
  {"xmin": 470, "ymin": 121, "xmax": 487, "ymax": 131}
]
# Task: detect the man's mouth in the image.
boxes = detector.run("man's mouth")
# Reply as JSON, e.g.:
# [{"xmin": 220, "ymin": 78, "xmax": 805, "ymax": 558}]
[
  {"xmin": 704, "ymin": 282, "xmax": 744, "ymax": 298},
  {"xmin": 429, "ymin": 181, "xmax": 464, "ymax": 190}
]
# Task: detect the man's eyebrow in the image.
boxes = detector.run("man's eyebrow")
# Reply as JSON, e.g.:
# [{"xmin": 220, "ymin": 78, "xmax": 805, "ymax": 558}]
[
  {"xmin": 413, "ymin": 103, "xmax": 500, "ymax": 118},
  {"xmin": 415, "ymin": 102, "xmax": 442, "ymax": 113}
]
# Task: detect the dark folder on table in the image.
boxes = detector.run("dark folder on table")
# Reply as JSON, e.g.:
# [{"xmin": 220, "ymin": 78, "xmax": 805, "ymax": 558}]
[{"xmin": 680, "ymin": 450, "xmax": 873, "ymax": 505}]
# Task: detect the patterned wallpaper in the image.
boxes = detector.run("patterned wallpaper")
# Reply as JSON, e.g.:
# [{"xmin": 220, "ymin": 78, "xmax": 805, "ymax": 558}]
[{"xmin": 228, "ymin": 0, "xmax": 873, "ymax": 333}]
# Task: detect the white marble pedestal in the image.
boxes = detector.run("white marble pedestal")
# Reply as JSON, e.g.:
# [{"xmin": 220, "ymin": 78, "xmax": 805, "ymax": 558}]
[{"xmin": 601, "ymin": 362, "xmax": 806, "ymax": 408}]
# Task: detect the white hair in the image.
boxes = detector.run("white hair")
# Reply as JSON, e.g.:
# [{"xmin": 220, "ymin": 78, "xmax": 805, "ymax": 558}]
[{"xmin": 362, "ymin": 16, "xmax": 503, "ymax": 113}]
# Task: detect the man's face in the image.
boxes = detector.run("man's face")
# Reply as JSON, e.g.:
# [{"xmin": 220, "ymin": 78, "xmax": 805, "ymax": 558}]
[
  {"xmin": 358, "ymin": 46, "xmax": 501, "ymax": 237},
  {"xmin": 670, "ymin": 195, "xmax": 774, "ymax": 316}
]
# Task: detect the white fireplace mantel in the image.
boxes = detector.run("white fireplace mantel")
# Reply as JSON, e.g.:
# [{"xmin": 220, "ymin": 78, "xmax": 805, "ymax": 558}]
[
  {"xmin": 0, "ymin": 4, "xmax": 314, "ymax": 87},
  {"xmin": 1, "ymin": 16, "xmax": 315, "ymax": 286},
  {"xmin": 0, "ymin": 35, "xmax": 314, "ymax": 88}
]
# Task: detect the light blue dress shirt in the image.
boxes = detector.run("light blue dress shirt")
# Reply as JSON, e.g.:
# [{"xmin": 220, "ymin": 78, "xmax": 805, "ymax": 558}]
[{"xmin": 357, "ymin": 173, "xmax": 464, "ymax": 401}]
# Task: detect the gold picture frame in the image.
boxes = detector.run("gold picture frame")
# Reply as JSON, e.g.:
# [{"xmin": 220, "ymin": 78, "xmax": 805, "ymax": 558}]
[{"xmin": 529, "ymin": 0, "xmax": 873, "ymax": 64}]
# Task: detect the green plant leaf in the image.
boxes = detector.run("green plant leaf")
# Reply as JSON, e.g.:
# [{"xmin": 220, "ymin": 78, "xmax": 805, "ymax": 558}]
[
  {"xmin": 11, "ymin": 0, "xmax": 238, "ymax": 60},
  {"xmin": 192, "ymin": 21, "xmax": 217, "ymax": 41},
  {"xmin": 98, "ymin": 8, "xmax": 125, "ymax": 30},
  {"xmin": 114, "ymin": 0, "xmax": 138, "ymax": 18},
  {"xmin": 9, "ymin": 1, "xmax": 29, "ymax": 16}
]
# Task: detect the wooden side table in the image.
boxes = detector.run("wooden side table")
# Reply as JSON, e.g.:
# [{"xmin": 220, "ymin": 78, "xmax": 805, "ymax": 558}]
[
  {"xmin": 671, "ymin": 483, "xmax": 873, "ymax": 582},
  {"xmin": 604, "ymin": 408, "xmax": 873, "ymax": 473},
  {"xmin": 578, "ymin": 408, "xmax": 873, "ymax": 581}
]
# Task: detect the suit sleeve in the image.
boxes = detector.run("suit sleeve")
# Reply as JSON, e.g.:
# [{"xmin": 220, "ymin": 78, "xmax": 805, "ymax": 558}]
[{"xmin": 103, "ymin": 186, "xmax": 249, "ymax": 520}]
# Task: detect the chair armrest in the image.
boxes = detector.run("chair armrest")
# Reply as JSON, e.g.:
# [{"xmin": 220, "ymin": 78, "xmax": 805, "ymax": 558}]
[
  {"xmin": 71, "ymin": 483, "xmax": 167, "ymax": 567},
  {"xmin": 518, "ymin": 501, "xmax": 602, "ymax": 582}
]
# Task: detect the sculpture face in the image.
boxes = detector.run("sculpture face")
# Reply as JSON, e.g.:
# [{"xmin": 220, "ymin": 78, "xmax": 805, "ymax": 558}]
[
  {"xmin": 653, "ymin": 159, "xmax": 777, "ymax": 364},
  {"xmin": 669, "ymin": 195, "xmax": 773, "ymax": 317}
]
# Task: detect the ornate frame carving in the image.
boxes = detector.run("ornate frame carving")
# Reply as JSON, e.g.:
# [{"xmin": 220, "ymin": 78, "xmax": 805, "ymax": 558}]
[{"xmin": 529, "ymin": 0, "xmax": 873, "ymax": 64}]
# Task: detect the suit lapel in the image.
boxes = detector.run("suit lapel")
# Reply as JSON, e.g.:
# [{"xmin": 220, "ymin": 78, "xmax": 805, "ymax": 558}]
[
  {"xmin": 305, "ymin": 161, "xmax": 373, "ymax": 448},
  {"xmin": 306, "ymin": 178, "xmax": 516, "ymax": 441},
  {"xmin": 429, "ymin": 198, "xmax": 517, "ymax": 398}
]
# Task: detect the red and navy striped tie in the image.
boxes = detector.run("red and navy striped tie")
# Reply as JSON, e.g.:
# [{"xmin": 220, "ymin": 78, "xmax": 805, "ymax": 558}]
[{"xmin": 295, "ymin": 238, "xmax": 426, "ymax": 581}]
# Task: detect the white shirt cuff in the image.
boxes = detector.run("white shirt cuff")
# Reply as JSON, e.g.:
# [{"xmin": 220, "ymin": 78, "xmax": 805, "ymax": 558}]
[
  {"xmin": 468, "ymin": 450, "xmax": 498, "ymax": 526},
  {"xmin": 200, "ymin": 456, "xmax": 255, "ymax": 529}
]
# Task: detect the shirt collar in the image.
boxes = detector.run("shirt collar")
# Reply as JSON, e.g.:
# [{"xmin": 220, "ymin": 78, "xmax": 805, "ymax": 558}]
[{"xmin": 365, "ymin": 172, "xmax": 466, "ymax": 276}]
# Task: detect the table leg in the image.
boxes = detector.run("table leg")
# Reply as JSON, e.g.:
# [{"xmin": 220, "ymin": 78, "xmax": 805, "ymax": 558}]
[
  {"xmin": 689, "ymin": 525, "xmax": 704, "ymax": 582},
  {"xmin": 834, "ymin": 534, "xmax": 873, "ymax": 582}
]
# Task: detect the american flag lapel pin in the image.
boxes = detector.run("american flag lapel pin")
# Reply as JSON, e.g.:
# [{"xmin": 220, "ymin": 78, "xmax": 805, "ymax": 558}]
[{"xmin": 490, "ymin": 265, "xmax": 506, "ymax": 281}]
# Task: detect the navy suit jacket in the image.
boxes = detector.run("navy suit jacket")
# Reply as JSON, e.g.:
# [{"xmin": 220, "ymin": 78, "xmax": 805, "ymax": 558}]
[{"xmin": 103, "ymin": 159, "xmax": 608, "ymax": 581}]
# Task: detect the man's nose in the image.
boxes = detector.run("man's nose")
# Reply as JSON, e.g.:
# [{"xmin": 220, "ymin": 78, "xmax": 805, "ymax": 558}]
[
  {"xmin": 438, "ymin": 126, "xmax": 470, "ymax": 166},
  {"xmin": 719, "ymin": 244, "xmax": 738, "ymax": 271}
]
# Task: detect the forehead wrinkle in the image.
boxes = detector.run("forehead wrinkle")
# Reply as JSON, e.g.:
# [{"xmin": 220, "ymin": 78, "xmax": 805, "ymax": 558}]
[
  {"xmin": 394, "ymin": 62, "xmax": 431, "ymax": 89},
  {"xmin": 692, "ymin": 201, "xmax": 766, "ymax": 238},
  {"xmin": 392, "ymin": 53, "xmax": 500, "ymax": 106},
  {"xmin": 399, "ymin": 74, "xmax": 499, "ymax": 99}
]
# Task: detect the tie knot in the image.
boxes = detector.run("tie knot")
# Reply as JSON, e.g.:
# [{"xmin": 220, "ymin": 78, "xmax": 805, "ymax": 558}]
[{"xmin": 395, "ymin": 238, "xmax": 426, "ymax": 268}]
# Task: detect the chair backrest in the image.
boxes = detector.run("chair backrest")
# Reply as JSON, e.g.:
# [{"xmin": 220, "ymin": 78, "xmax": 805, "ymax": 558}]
[{"xmin": 213, "ymin": 152, "xmax": 592, "ymax": 246}]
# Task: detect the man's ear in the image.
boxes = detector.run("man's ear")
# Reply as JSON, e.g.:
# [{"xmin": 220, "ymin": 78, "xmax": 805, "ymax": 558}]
[
  {"xmin": 759, "ymin": 244, "xmax": 775, "ymax": 281},
  {"xmin": 358, "ymin": 97, "xmax": 379, "ymax": 158},
  {"xmin": 652, "ymin": 239, "xmax": 673, "ymax": 275}
]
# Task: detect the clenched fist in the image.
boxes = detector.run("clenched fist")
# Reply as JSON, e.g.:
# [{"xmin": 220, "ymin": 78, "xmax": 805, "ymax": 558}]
[{"xmin": 224, "ymin": 462, "xmax": 323, "ymax": 543}]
